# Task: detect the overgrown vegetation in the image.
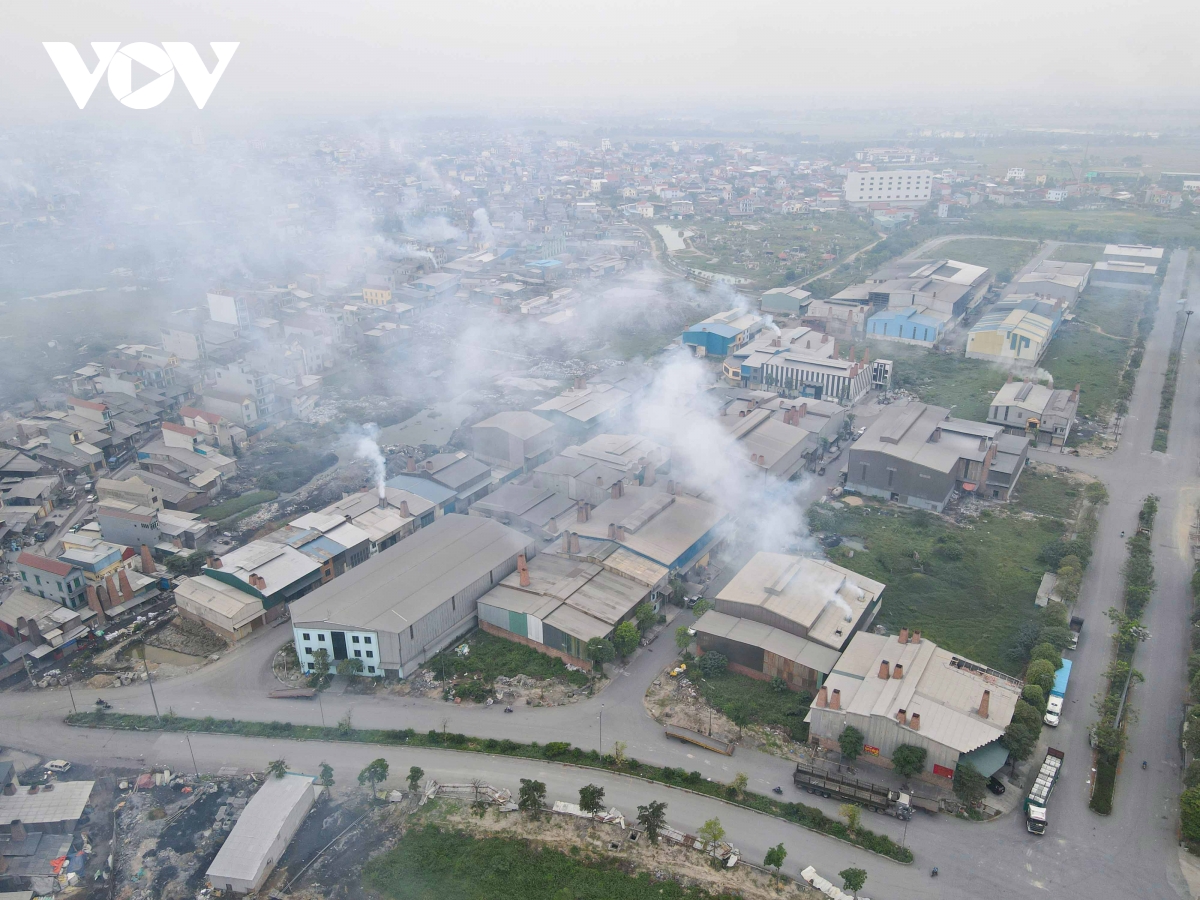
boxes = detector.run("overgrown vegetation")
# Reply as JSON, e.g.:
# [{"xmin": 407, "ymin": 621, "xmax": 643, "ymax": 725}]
[
  {"xmin": 806, "ymin": 218, "xmax": 958, "ymax": 297},
  {"xmin": 967, "ymin": 206, "xmax": 1200, "ymax": 245},
  {"xmin": 934, "ymin": 237, "xmax": 1038, "ymax": 282},
  {"xmin": 427, "ymin": 631, "xmax": 590, "ymax": 689},
  {"xmin": 363, "ymin": 825, "xmax": 742, "ymax": 900},
  {"xmin": 200, "ymin": 490, "xmax": 279, "ymax": 522},
  {"xmin": 69, "ymin": 711, "xmax": 913, "ymax": 862},
  {"xmin": 1090, "ymin": 495, "xmax": 1158, "ymax": 814},
  {"xmin": 694, "ymin": 671, "xmax": 812, "ymax": 742},
  {"xmin": 879, "ymin": 344, "xmax": 1003, "ymax": 422},
  {"xmin": 1152, "ymin": 312, "xmax": 1187, "ymax": 451},
  {"xmin": 1182, "ymin": 560, "xmax": 1200, "ymax": 848},
  {"xmin": 811, "ymin": 475, "xmax": 1090, "ymax": 672}
]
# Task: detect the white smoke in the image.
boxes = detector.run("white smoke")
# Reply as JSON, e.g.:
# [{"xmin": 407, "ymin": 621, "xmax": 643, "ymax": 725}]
[
  {"xmin": 762, "ymin": 313, "xmax": 782, "ymax": 336},
  {"xmin": 632, "ymin": 351, "xmax": 814, "ymax": 554},
  {"xmin": 472, "ymin": 207, "xmax": 495, "ymax": 249},
  {"xmin": 351, "ymin": 423, "xmax": 388, "ymax": 499}
]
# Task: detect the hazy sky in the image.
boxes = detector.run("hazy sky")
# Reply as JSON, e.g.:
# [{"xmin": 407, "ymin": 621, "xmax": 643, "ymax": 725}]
[{"xmin": 3, "ymin": 0, "xmax": 1198, "ymax": 122}]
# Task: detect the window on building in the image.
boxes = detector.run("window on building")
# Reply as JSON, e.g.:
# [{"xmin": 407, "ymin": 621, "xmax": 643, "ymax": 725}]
[
  {"xmin": 364, "ymin": 636, "xmax": 371, "ymax": 644},
  {"xmin": 317, "ymin": 634, "xmax": 325, "ymax": 642},
  {"xmin": 367, "ymin": 666, "xmax": 376, "ymax": 674},
  {"xmin": 409, "ymin": 625, "xmax": 414, "ymax": 640},
  {"xmin": 354, "ymin": 649, "xmax": 362, "ymax": 658},
  {"xmin": 305, "ymin": 647, "xmax": 313, "ymax": 656},
  {"xmin": 302, "ymin": 633, "xmax": 310, "ymax": 640},
  {"xmin": 366, "ymin": 650, "xmax": 374, "ymax": 658},
  {"xmin": 352, "ymin": 635, "xmax": 360, "ymax": 643}
]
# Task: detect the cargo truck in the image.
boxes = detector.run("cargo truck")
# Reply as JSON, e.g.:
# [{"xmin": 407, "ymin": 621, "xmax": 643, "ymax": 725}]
[
  {"xmin": 664, "ymin": 724, "xmax": 735, "ymax": 755},
  {"xmin": 1044, "ymin": 660, "xmax": 1072, "ymax": 727},
  {"xmin": 1025, "ymin": 748, "xmax": 1064, "ymax": 834},
  {"xmin": 1068, "ymin": 616, "xmax": 1084, "ymax": 650},
  {"xmin": 793, "ymin": 761, "xmax": 914, "ymax": 820}
]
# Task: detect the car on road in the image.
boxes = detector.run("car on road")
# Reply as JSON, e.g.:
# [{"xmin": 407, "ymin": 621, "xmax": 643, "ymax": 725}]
[
  {"xmin": 69, "ymin": 523, "xmax": 82, "ymax": 533},
  {"xmin": 86, "ymin": 494, "xmax": 97, "ymax": 503},
  {"xmin": 987, "ymin": 776, "xmax": 1006, "ymax": 795},
  {"xmin": 45, "ymin": 759, "xmax": 72, "ymax": 774}
]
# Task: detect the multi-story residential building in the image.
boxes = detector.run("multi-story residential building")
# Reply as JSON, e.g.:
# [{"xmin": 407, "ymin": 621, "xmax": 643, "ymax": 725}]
[{"xmin": 844, "ymin": 169, "xmax": 934, "ymax": 207}]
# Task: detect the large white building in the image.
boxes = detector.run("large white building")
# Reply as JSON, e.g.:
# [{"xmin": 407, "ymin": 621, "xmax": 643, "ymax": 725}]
[{"xmin": 844, "ymin": 170, "xmax": 934, "ymax": 208}]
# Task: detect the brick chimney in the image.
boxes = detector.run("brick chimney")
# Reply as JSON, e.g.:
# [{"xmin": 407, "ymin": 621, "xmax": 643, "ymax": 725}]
[
  {"xmin": 892, "ymin": 663, "xmax": 904, "ymax": 679},
  {"xmin": 94, "ymin": 583, "xmax": 109, "ymax": 612},
  {"xmin": 406, "ymin": 455, "xmax": 416, "ymax": 473},
  {"xmin": 908, "ymin": 712, "xmax": 920, "ymax": 731},
  {"xmin": 611, "ymin": 481, "xmax": 623, "ymax": 499},
  {"xmin": 878, "ymin": 659, "xmax": 891, "ymax": 679},
  {"xmin": 1070, "ymin": 383, "xmax": 1080, "ymax": 402},
  {"xmin": 896, "ymin": 708, "xmax": 907, "ymax": 726},
  {"xmin": 9, "ymin": 820, "xmax": 25, "ymax": 843},
  {"xmin": 615, "ymin": 525, "xmax": 626, "ymax": 541},
  {"xmin": 829, "ymin": 688, "xmax": 841, "ymax": 710},
  {"xmin": 574, "ymin": 376, "xmax": 586, "ymax": 390},
  {"xmin": 570, "ymin": 532, "xmax": 581, "ymax": 554},
  {"xmin": 911, "ymin": 630, "xmax": 921, "ymax": 644},
  {"xmin": 208, "ymin": 555, "xmax": 223, "ymax": 569},
  {"xmin": 862, "ymin": 348, "xmax": 869, "ymax": 366},
  {"xmin": 86, "ymin": 585, "xmax": 106, "ymax": 622},
  {"xmin": 548, "ymin": 517, "xmax": 558, "ymax": 534},
  {"xmin": 561, "ymin": 530, "xmax": 573, "ymax": 553},
  {"xmin": 978, "ymin": 689, "xmax": 991, "ymax": 719},
  {"xmin": 399, "ymin": 499, "xmax": 411, "ymax": 517},
  {"xmin": 140, "ymin": 544, "xmax": 156, "ymax": 575},
  {"xmin": 796, "ymin": 403, "xmax": 807, "ymax": 418},
  {"xmin": 898, "ymin": 627, "xmax": 908, "ymax": 644},
  {"xmin": 26, "ymin": 618, "xmax": 43, "ymax": 646},
  {"xmin": 105, "ymin": 575, "xmax": 120, "ymax": 608},
  {"xmin": 815, "ymin": 686, "xmax": 828, "ymax": 708},
  {"xmin": 425, "ymin": 460, "xmax": 434, "ymax": 472},
  {"xmin": 577, "ymin": 502, "xmax": 590, "ymax": 523},
  {"xmin": 607, "ymin": 523, "xmax": 617, "ymax": 540},
  {"xmin": 118, "ymin": 568, "xmax": 134, "ymax": 602},
  {"xmin": 517, "ymin": 554, "xmax": 530, "ymax": 587}
]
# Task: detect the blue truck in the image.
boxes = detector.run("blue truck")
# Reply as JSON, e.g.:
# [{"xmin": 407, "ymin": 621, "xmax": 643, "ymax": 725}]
[{"xmin": 1044, "ymin": 659, "xmax": 1072, "ymax": 726}]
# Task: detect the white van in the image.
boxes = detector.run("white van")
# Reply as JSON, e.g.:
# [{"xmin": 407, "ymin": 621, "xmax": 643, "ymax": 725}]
[{"xmin": 45, "ymin": 759, "xmax": 72, "ymax": 774}]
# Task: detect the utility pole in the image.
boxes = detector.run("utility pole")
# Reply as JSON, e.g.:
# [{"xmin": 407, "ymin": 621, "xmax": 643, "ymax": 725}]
[
  {"xmin": 65, "ymin": 675, "xmax": 77, "ymax": 714},
  {"xmin": 1181, "ymin": 308, "xmax": 1194, "ymax": 350},
  {"xmin": 142, "ymin": 655, "xmax": 161, "ymax": 722},
  {"xmin": 184, "ymin": 733, "xmax": 200, "ymax": 777},
  {"xmin": 599, "ymin": 703, "xmax": 604, "ymax": 756}
]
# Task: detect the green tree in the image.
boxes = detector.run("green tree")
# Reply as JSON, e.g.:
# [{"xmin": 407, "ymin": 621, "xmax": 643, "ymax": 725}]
[
  {"xmin": 1021, "ymin": 684, "xmax": 1046, "ymax": 712},
  {"xmin": 1025, "ymin": 659, "xmax": 1057, "ymax": 694},
  {"xmin": 586, "ymin": 637, "xmax": 615, "ymax": 675},
  {"xmin": 697, "ymin": 817, "xmax": 725, "ymax": 846},
  {"xmin": 731, "ymin": 772, "xmax": 748, "ymax": 798},
  {"xmin": 839, "ymin": 725, "xmax": 865, "ymax": 762},
  {"xmin": 953, "ymin": 761, "xmax": 987, "ymax": 807},
  {"xmin": 1182, "ymin": 788, "xmax": 1200, "ymax": 842},
  {"xmin": 764, "ymin": 842, "xmax": 787, "ymax": 875},
  {"xmin": 336, "ymin": 657, "xmax": 364, "ymax": 678},
  {"xmin": 1085, "ymin": 482, "xmax": 1109, "ymax": 505},
  {"xmin": 578, "ymin": 783, "xmax": 606, "ymax": 815},
  {"xmin": 318, "ymin": 762, "xmax": 334, "ymax": 787},
  {"xmin": 309, "ymin": 647, "xmax": 332, "ymax": 686},
  {"xmin": 1029, "ymin": 643, "xmax": 1062, "ymax": 670},
  {"xmin": 691, "ymin": 598, "xmax": 714, "ymax": 617},
  {"xmin": 1190, "ymin": 669, "xmax": 1200, "ymax": 703},
  {"xmin": 358, "ymin": 758, "xmax": 390, "ymax": 801},
  {"xmin": 1002, "ymin": 722, "xmax": 1038, "ymax": 767},
  {"xmin": 839, "ymin": 867, "xmax": 868, "ymax": 898},
  {"xmin": 518, "ymin": 779, "xmax": 547, "ymax": 818},
  {"xmin": 634, "ymin": 602, "xmax": 657, "ymax": 633},
  {"xmin": 891, "ymin": 744, "xmax": 927, "ymax": 779},
  {"xmin": 698, "ymin": 652, "xmax": 728, "ymax": 677},
  {"xmin": 728, "ymin": 702, "xmax": 750, "ymax": 739},
  {"xmin": 267, "ymin": 759, "xmax": 287, "ymax": 779},
  {"xmin": 675, "ymin": 625, "xmax": 692, "ymax": 653},
  {"xmin": 838, "ymin": 803, "xmax": 861, "ymax": 833},
  {"xmin": 407, "ymin": 766, "xmax": 424, "ymax": 792},
  {"xmin": 164, "ymin": 550, "xmax": 206, "ymax": 577},
  {"xmin": 612, "ymin": 621, "xmax": 640, "ymax": 659},
  {"xmin": 636, "ymin": 800, "xmax": 668, "ymax": 843},
  {"xmin": 1184, "ymin": 760, "xmax": 1200, "ymax": 789}
]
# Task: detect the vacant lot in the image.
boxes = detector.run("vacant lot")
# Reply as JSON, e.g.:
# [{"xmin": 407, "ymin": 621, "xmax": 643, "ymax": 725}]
[
  {"xmin": 428, "ymin": 630, "xmax": 590, "ymax": 688},
  {"xmin": 970, "ymin": 206, "xmax": 1200, "ymax": 245},
  {"xmin": 1047, "ymin": 243, "xmax": 1106, "ymax": 264},
  {"xmin": 685, "ymin": 213, "xmax": 878, "ymax": 289},
  {"xmin": 696, "ymin": 670, "xmax": 812, "ymax": 741},
  {"xmin": 810, "ymin": 472, "xmax": 1081, "ymax": 673},
  {"xmin": 200, "ymin": 489, "xmax": 278, "ymax": 522},
  {"xmin": 1042, "ymin": 285, "xmax": 1145, "ymax": 419},
  {"xmin": 935, "ymin": 238, "xmax": 1039, "ymax": 280},
  {"xmin": 873, "ymin": 341, "xmax": 1006, "ymax": 421}
]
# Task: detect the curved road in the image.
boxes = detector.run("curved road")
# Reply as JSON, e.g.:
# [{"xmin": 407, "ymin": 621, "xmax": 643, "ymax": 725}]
[{"xmin": 1, "ymin": 252, "xmax": 1196, "ymax": 899}]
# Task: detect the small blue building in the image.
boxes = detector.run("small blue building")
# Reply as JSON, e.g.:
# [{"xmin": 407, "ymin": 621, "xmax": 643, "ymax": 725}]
[
  {"xmin": 865, "ymin": 306, "xmax": 944, "ymax": 346},
  {"xmin": 681, "ymin": 309, "xmax": 764, "ymax": 357}
]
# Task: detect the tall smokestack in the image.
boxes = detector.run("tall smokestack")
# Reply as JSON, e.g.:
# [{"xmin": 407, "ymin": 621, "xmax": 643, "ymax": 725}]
[
  {"xmin": 829, "ymin": 688, "xmax": 841, "ymax": 710},
  {"xmin": 105, "ymin": 575, "xmax": 120, "ymax": 608},
  {"xmin": 400, "ymin": 499, "xmax": 411, "ymax": 517},
  {"xmin": 878, "ymin": 659, "xmax": 891, "ymax": 680},
  {"xmin": 815, "ymin": 686, "xmax": 828, "ymax": 708},
  {"xmin": 86, "ymin": 585, "xmax": 105, "ymax": 622},
  {"xmin": 892, "ymin": 663, "xmax": 904, "ymax": 679},
  {"xmin": 140, "ymin": 544, "xmax": 156, "ymax": 575},
  {"xmin": 896, "ymin": 708, "xmax": 907, "ymax": 726},
  {"xmin": 978, "ymin": 690, "xmax": 991, "ymax": 719},
  {"xmin": 118, "ymin": 569, "xmax": 134, "ymax": 602},
  {"xmin": 407, "ymin": 455, "xmax": 416, "ymax": 473},
  {"xmin": 908, "ymin": 712, "xmax": 920, "ymax": 731},
  {"xmin": 570, "ymin": 532, "xmax": 581, "ymax": 554},
  {"xmin": 911, "ymin": 631, "xmax": 921, "ymax": 644},
  {"xmin": 898, "ymin": 628, "xmax": 908, "ymax": 645},
  {"xmin": 378, "ymin": 484, "xmax": 387, "ymax": 508}
]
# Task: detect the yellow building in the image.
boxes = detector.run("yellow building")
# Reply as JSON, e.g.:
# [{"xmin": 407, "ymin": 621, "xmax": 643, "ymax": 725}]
[{"xmin": 363, "ymin": 286, "xmax": 392, "ymax": 306}]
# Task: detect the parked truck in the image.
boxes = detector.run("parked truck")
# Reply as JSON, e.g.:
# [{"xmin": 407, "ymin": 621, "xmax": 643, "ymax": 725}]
[
  {"xmin": 1024, "ymin": 748, "xmax": 1065, "ymax": 834},
  {"xmin": 664, "ymin": 724, "xmax": 735, "ymax": 756},
  {"xmin": 793, "ymin": 761, "xmax": 914, "ymax": 820},
  {"xmin": 1044, "ymin": 660, "xmax": 1072, "ymax": 727},
  {"xmin": 1068, "ymin": 616, "xmax": 1084, "ymax": 650}
]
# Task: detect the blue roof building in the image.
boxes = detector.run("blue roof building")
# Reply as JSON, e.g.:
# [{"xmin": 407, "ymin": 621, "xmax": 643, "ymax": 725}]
[
  {"xmin": 681, "ymin": 309, "xmax": 764, "ymax": 358},
  {"xmin": 386, "ymin": 474, "xmax": 460, "ymax": 514},
  {"xmin": 865, "ymin": 307, "xmax": 945, "ymax": 346}
]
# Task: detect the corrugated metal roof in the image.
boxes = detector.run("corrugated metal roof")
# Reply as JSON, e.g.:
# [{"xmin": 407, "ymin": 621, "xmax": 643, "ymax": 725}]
[{"xmin": 693, "ymin": 609, "xmax": 842, "ymax": 674}]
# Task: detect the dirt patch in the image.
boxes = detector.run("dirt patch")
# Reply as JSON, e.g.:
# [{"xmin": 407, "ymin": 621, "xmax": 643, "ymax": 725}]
[
  {"xmin": 143, "ymin": 616, "xmax": 228, "ymax": 658},
  {"xmin": 388, "ymin": 669, "xmax": 596, "ymax": 708}
]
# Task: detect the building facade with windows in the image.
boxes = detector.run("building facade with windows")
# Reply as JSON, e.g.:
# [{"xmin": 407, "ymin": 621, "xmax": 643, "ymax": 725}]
[{"xmin": 844, "ymin": 169, "xmax": 934, "ymax": 207}]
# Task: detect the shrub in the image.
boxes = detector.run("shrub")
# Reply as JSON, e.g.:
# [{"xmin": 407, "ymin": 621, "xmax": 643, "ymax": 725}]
[
  {"xmin": 1021, "ymin": 684, "xmax": 1046, "ymax": 713},
  {"xmin": 543, "ymin": 741, "xmax": 572, "ymax": 759},
  {"xmin": 1025, "ymin": 659, "xmax": 1057, "ymax": 694},
  {"xmin": 1183, "ymin": 788, "xmax": 1200, "ymax": 841},
  {"xmin": 891, "ymin": 744, "xmax": 927, "ymax": 779},
  {"xmin": 698, "ymin": 652, "xmax": 728, "ymax": 677},
  {"xmin": 1029, "ymin": 643, "xmax": 1062, "ymax": 670}
]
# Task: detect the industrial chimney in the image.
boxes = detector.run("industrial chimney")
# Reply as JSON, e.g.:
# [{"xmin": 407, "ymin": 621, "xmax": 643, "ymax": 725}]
[
  {"xmin": 908, "ymin": 712, "xmax": 920, "ymax": 731},
  {"xmin": 815, "ymin": 686, "xmax": 828, "ymax": 708},
  {"xmin": 978, "ymin": 690, "xmax": 991, "ymax": 719},
  {"xmin": 829, "ymin": 688, "xmax": 841, "ymax": 710},
  {"xmin": 878, "ymin": 659, "xmax": 891, "ymax": 680}
]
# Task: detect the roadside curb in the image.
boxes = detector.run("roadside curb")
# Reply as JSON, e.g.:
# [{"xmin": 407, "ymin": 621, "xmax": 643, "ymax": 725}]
[{"xmin": 66, "ymin": 718, "xmax": 913, "ymax": 865}]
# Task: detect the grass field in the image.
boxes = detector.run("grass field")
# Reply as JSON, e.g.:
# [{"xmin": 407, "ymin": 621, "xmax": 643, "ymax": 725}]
[
  {"xmin": 696, "ymin": 671, "xmax": 811, "ymax": 741},
  {"xmin": 970, "ymin": 206, "xmax": 1200, "ymax": 245},
  {"xmin": 428, "ymin": 630, "xmax": 590, "ymax": 688},
  {"xmin": 364, "ymin": 826, "xmax": 741, "ymax": 900},
  {"xmin": 810, "ymin": 473, "xmax": 1081, "ymax": 673},
  {"xmin": 1042, "ymin": 285, "xmax": 1145, "ymax": 419},
  {"xmin": 935, "ymin": 238, "xmax": 1039, "ymax": 279},
  {"xmin": 200, "ymin": 490, "xmax": 278, "ymax": 522},
  {"xmin": 872, "ymin": 341, "xmax": 1006, "ymax": 421},
  {"xmin": 1009, "ymin": 469, "xmax": 1082, "ymax": 519}
]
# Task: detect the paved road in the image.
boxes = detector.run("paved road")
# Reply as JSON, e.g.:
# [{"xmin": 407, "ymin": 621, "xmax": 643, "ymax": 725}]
[{"xmin": 1, "ymin": 255, "xmax": 1196, "ymax": 899}]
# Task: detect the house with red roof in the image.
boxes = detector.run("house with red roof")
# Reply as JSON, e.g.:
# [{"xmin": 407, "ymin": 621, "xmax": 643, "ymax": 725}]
[{"xmin": 13, "ymin": 551, "xmax": 87, "ymax": 610}]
